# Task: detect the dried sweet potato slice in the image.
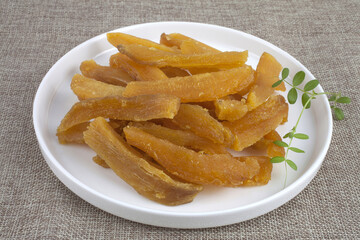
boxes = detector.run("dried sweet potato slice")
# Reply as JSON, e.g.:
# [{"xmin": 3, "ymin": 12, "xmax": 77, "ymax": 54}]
[
  {"xmin": 57, "ymin": 94, "xmax": 180, "ymax": 132},
  {"xmin": 160, "ymin": 33, "xmax": 189, "ymax": 48},
  {"xmin": 83, "ymin": 117, "xmax": 202, "ymax": 206},
  {"xmin": 128, "ymin": 122, "xmax": 228, "ymax": 154},
  {"xmin": 242, "ymin": 156, "xmax": 272, "ymax": 186},
  {"xmin": 122, "ymin": 66, "xmax": 255, "ymax": 103},
  {"xmin": 109, "ymin": 53, "xmax": 168, "ymax": 81},
  {"xmin": 56, "ymin": 119, "xmax": 128, "ymax": 144},
  {"xmin": 223, "ymin": 95, "xmax": 288, "ymax": 151},
  {"xmin": 186, "ymin": 67, "xmax": 220, "ymax": 75},
  {"xmin": 107, "ymin": 32, "xmax": 177, "ymax": 52},
  {"xmin": 214, "ymin": 98, "xmax": 248, "ymax": 121},
  {"xmin": 172, "ymin": 104, "xmax": 234, "ymax": 145},
  {"xmin": 250, "ymin": 131, "xmax": 285, "ymax": 158},
  {"xmin": 247, "ymin": 52, "xmax": 285, "ymax": 110},
  {"xmin": 180, "ymin": 39, "xmax": 221, "ymax": 55},
  {"xmin": 117, "ymin": 44, "xmax": 248, "ymax": 69},
  {"xmin": 93, "ymin": 155, "xmax": 110, "ymax": 168},
  {"xmin": 160, "ymin": 33, "xmax": 220, "ymax": 54},
  {"xmin": 56, "ymin": 122, "xmax": 90, "ymax": 144},
  {"xmin": 124, "ymin": 126, "xmax": 260, "ymax": 187},
  {"xmin": 80, "ymin": 60, "xmax": 133, "ymax": 86},
  {"xmin": 264, "ymin": 130, "xmax": 286, "ymax": 158},
  {"xmin": 160, "ymin": 66, "xmax": 190, "ymax": 78},
  {"xmin": 71, "ymin": 74, "xmax": 125, "ymax": 100}
]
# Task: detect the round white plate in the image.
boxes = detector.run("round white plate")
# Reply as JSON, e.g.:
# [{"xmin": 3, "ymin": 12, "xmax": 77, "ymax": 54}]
[{"xmin": 33, "ymin": 22, "xmax": 332, "ymax": 228}]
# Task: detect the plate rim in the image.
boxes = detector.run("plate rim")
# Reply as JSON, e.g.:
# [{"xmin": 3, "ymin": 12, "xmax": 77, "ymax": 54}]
[{"xmin": 33, "ymin": 21, "xmax": 333, "ymax": 228}]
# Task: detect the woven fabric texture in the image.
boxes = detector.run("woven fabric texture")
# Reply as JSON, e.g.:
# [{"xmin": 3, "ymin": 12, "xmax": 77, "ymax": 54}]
[{"xmin": 1, "ymin": 0, "xmax": 359, "ymax": 239}]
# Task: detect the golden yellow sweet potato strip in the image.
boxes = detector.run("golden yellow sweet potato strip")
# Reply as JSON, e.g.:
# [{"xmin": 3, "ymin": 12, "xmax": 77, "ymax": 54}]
[
  {"xmin": 186, "ymin": 67, "xmax": 220, "ymax": 75},
  {"xmin": 242, "ymin": 156, "xmax": 272, "ymax": 186},
  {"xmin": 160, "ymin": 66, "xmax": 190, "ymax": 78},
  {"xmin": 117, "ymin": 44, "xmax": 248, "ymax": 69},
  {"xmin": 160, "ymin": 33, "xmax": 189, "ymax": 48},
  {"xmin": 124, "ymin": 126, "xmax": 261, "ymax": 187},
  {"xmin": 80, "ymin": 60, "xmax": 133, "ymax": 86},
  {"xmin": 57, "ymin": 94, "xmax": 180, "ymax": 132},
  {"xmin": 56, "ymin": 120, "xmax": 128, "ymax": 145},
  {"xmin": 160, "ymin": 33, "xmax": 220, "ymax": 54},
  {"xmin": 223, "ymin": 95, "xmax": 289, "ymax": 151},
  {"xmin": 180, "ymin": 39, "xmax": 221, "ymax": 55},
  {"xmin": 172, "ymin": 104, "xmax": 235, "ymax": 145},
  {"xmin": 109, "ymin": 53, "xmax": 168, "ymax": 81},
  {"xmin": 214, "ymin": 98, "xmax": 248, "ymax": 121},
  {"xmin": 251, "ymin": 130, "xmax": 285, "ymax": 158},
  {"xmin": 107, "ymin": 32, "xmax": 177, "ymax": 52},
  {"xmin": 247, "ymin": 52, "xmax": 285, "ymax": 110},
  {"xmin": 71, "ymin": 74, "xmax": 125, "ymax": 100},
  {"xmin": 56, "ymin": 122, "xmax": 90, "ymax": 144},
  {"xmin": 93, "ymin": 155, "xmax": 110, "ymax": 168},
  {"xmin": 128, "ymin": 122, "xmax": 229, "ymax": 154},
  {"xmin": 83, "ymin": 117, "xmax": 202, "ymax": 206},
  {"xmin": 122, "ymin": 66, "xmax": 255, "ymax": 103},
  {"xmin": 264, "ymin": 130, "xmax": 286, "ymax": 158}
]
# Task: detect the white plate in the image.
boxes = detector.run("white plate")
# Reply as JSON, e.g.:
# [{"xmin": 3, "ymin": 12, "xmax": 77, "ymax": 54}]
[{"xmin": 33, "ymin": 22, "xmax": 332, "ymax": 228}]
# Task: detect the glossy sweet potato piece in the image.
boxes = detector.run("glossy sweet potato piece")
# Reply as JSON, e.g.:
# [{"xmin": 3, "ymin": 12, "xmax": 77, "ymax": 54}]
[
  {"xmin": 93, "ymin": 155, "xmax": 110, "ymax": 168},
  {"xmin": 57, "ymin": 94, "xmax": 180, "ymax": 132},
  {"xmin": 250, "ymin": 131, "xmax": 285, "ymax": 158},
  {"xmin": 124, "ymin": 126, "xmax": 260, "ymax": 187},
  {"xmin": 129, "ymin": 122, "xmax": 228, "ymax": 154},
  {"xmin": 180, "ymin": 39, "xmax": 221, "ymax": 55},
  {"xmin": 117, "ymin": 44, "xmax": 248, "ymax": 69},
  {"xmin": 80, "ymin": 60, "xmax": 133, "ymax": 86},
  {"xmin": 160, "ymin": 33, "xmax": 220, "ymax": 54},
  {"xmin": 160, "ymin": 66, "xmax": 190, "ymax": 78},
  {"xmin": 264, "ymin": 130, "xmax": 286, "ymax": 158},
  {"xmin": 122, "ymin": 66, "xmax": 255, "ymax": 103},
  {"xmin": 83, "ymin": 117, "xmax": 202, "ymax": 205},
  {"xmin": 172, "ymin": 104, "xmax": 234, "ymax": 145},
  {"xmin": 214, "ymin": 98, "xmax": 248, "ymax": 121},
  {"xmin": 71, "ymin": 74, "xmax": 125, "ymax": 100},
  {"xmin": 56, "ymin": 122, "xmax": 89, "ymax": 144},
  {"xmin": 247, "ymin": 52, "xmax": 285, "ymax": 110},
  {"xmin": 160, "ymin": 33, "xmax": 189, "ymax": 48},
  {"xmin": 223, "ymin": 95, "xmax": 288, "ymax": 151},
  {"xmin": 107, "ymin": 32, "xmax": 177, "ymax": 52},
  {"xmin": 242, "ymin": 156, "xmax": 272, "ymax": 186},
  {"xmin": 56, "ymin": 119, "xmax": 127, "ymax": 144},
  {"xmin": 109, "ymin": 53, "xmax": 168, "ymax": 81}
]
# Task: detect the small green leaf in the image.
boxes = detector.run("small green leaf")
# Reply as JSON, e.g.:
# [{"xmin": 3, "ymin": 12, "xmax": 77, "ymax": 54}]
[
  {"xmin": 293, "ymin": 71, "xmax": 305, "ymax": 86},
  {"xmin": 282, "ymin": 68, "xmax": 289, "ymax": 79},
  {"xmin": 286, "ymin": 160, "xmax": 298, "ymax": 170},
  {"xmin": 283, "ymin": 132, "xmax": 294, "ymax": 139},
  {"xmin": 270, "ymin": 156, "xmax": 285, "ymax": 163},
  {"xmin": 294, "ymin": 133, "xmax": 309, "ymax": 139},
  {"xmin": 329, "ymin": 95, "xmax": 337, "ymax": 101},
  {"xmin": 304, "ymin": 79, "xmax": 319, "ymax": 91},
  {"xmin": 337, "ymin": 97, "xmax": 351, "ymax": 104},
  {"xmin": 334, "ymin": 107, "xmax": 344, "ymax": 120},
  {"xmin": 301, "ymin": 93, "xmax": 311, "ymax": 109},
  {"xmin": 289, "ymin": 147, "xmax": 305, "ymax": 153},
  {"xmin": 288, "ymin": 88, "xmax": 298, "ymax": 104},
  {"xmin": 272, "ymin": 80, "xmax": 283, "ymax": 88},
  {"xmin": 273, "ymin": 140, "xmax": 289, "ymax": 147}
]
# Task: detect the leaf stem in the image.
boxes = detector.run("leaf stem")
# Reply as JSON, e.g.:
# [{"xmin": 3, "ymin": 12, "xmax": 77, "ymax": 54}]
[{"xmin": 282, "ymin": 93, "xmax": 315, "ymax": 187}]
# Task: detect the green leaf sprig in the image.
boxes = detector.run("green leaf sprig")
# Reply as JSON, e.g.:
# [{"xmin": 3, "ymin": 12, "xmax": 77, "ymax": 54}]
[{"xmin": 271, "ymin": 68, "xmax": 351, "ymax": 187}]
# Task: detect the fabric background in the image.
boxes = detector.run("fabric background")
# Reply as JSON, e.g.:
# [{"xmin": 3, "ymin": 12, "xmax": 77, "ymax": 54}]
[{"xmin": 1, "ymin": 0, "xmax": 359, "ymax": 239}]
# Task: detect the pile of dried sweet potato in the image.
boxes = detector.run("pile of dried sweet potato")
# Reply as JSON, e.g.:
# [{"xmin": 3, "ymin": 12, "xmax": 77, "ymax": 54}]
[{"xmin": 56, "ymin": 33, "xmax": 289, "ymax": 206}]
